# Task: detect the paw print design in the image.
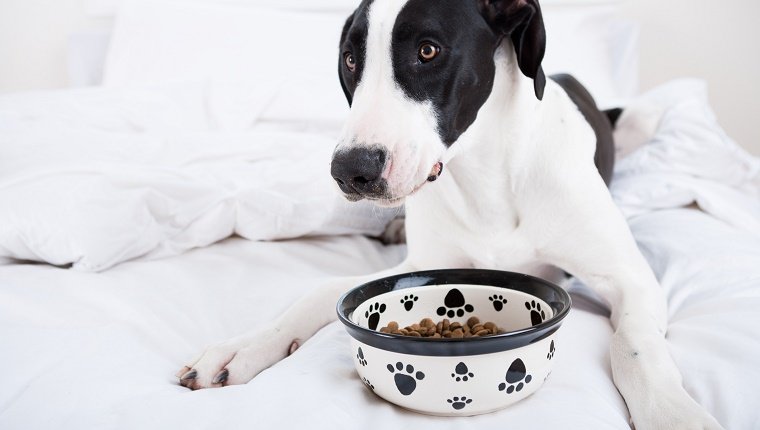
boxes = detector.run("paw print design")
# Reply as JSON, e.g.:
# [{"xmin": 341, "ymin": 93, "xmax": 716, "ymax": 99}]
[
  {"xmin": 498, "ymin": 358, "xmax": 532, "ymax": 394},
  {"xmin": 362, "ymin": 377, "xmax": 375, "ymax": 390},
  {"xmin": 387, "ymin": 362, "xmax": 425, "ymax": 396},
  {"xmin": 547, "ymin": 340, "xmax": 555, "ymax": 360},
  {"xmin": 525, "ymin": 300, "xmax": 546, "ymax": 326},
  {"xmin": 356, "ymin": 347, "xmax": 367, "ymax": 366},
  {"xmin": 400, "ymin": 294, "xmax": 418, "ymax": 311},
  {"xmin": 451, "ymin": 362, "xmax": 474, "ymax": 382},
  {"xmin": 364, "ymin": 302, "xmax": 386, "ymax": 331},
  {"xmin": 436, "ymin": 288, "xmax": 474, "ymax": 318},
  {"xmin": 489, "ymin": 295, "xmax": 508, "ymax": 311},
  {"xmin": 447, "ymin": 396, "xmax": 473, "ymax": 410}
]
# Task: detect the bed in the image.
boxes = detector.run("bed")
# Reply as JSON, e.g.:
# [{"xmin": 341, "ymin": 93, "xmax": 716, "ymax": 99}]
[{"xmin": 1, "ymin": 1, "xmax": 759, "ymax": 429}]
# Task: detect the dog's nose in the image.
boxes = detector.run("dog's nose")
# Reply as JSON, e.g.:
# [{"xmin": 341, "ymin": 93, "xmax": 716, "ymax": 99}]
[{"xmin": 331, "ymin": 147, "xmax": 387, "ymax": 197}]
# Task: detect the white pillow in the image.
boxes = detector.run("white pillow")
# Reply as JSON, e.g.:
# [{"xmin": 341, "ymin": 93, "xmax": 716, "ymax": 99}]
[
  {"xmin": 104, "ymin": 0, "xmax": 353, "ymax": 131},
  {"xmin": 103, "ymin": 0, "xmax": 638, "ymax": 130}
]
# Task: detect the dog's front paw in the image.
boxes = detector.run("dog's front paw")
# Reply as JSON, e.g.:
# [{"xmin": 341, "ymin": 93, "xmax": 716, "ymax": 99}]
[
  {"xmin": 629, "ymin": 386, "xmax": 724, "ymax": 430},
  {"xmin": 177, "ymin": 329, "xmax": 299, "ymax": 390}
]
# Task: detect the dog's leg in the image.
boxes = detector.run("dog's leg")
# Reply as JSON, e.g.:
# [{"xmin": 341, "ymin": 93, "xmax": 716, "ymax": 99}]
[
  {"xmin": 540, "ymin": 179, "xmax": 724, "ymax": 430},
  {"xmin": 177, "ymin": 260, "xmax": 416, "ymax": 390}
]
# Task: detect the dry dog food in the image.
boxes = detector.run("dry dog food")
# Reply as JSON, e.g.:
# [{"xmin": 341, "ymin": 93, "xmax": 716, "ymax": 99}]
[{"xmin": 379, "ymin": 316, "xmax": 504, "ymax": 338}]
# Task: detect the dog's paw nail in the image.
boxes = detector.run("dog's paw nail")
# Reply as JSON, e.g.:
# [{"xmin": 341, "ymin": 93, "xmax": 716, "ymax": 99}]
[
  {"xmin": 180, "ymin": 369, "xmax": 198, "ymax": 381},
  {"xmin": 212, "ymin": 369, "xmax": 229, "ymax": 384},
  {"xmin": 176, "ymin": 366, "xmax": 192, "ymax": 378}
]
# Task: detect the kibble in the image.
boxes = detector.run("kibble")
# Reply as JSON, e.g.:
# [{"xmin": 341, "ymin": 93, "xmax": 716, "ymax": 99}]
[{"xmin": 379, "ymin": 316, "xmax": 504, "ymax": 338}]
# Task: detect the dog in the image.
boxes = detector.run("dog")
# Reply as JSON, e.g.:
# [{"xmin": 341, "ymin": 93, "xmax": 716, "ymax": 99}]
[{"xmin": 177, "ymin": 1, "xmax": 723, "ymax": 428}]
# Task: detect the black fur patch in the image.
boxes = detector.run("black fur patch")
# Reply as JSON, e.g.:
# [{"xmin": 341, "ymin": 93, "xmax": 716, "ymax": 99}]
[
  {"xmin": 392, "ymin": 0, "xmax": 499, "ymax": 145},
  {"xmin": 338, "ymin": 0, "xmax": 374, "ymax": 106}
]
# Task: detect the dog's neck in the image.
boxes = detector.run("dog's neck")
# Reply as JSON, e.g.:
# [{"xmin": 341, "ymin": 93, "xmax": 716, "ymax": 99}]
[
  {"xmin": 453, "ymin": 42, "xmax": 543, "ymax": 173},
  {"xmin": 409, "ymin": 41, "xmax": 543, "ymax": 218}
]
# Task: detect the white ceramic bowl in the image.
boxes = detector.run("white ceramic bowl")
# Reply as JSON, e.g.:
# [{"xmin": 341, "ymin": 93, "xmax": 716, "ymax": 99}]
[{"xmin": 337, "ymin": 269, "xmax": 571, "ymax": 416}]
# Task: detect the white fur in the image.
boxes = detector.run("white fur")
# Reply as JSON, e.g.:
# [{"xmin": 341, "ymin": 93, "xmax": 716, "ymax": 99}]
[{"xmin": 181, "ymin": 2, "xmax": 723, "ymax": 429}]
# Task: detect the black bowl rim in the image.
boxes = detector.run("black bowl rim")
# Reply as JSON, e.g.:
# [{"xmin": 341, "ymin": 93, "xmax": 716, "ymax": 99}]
[{"xmin": 336, "ymin": 269, "xmax": 572, "ymax": 357}]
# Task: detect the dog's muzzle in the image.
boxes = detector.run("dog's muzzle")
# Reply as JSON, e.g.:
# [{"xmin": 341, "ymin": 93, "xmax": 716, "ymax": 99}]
[{"xmin": 331, "ymin": 147, "xmax": 445, "ymax": 202}]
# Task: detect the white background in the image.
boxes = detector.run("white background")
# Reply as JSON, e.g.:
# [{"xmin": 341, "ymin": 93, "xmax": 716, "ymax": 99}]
[{"xmin": 1, "ymin": 0, "xmax": 758, "ymax": 155}]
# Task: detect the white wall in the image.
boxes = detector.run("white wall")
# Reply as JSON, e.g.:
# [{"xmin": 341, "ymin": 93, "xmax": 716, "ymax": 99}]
[
  {"xmin": 0, "ymin": 0, "xmax": 758, "ymax": 154},
  {"xmin": 620, "ymin": 0, "xmax": 760, "ymax": 155},
  {"xmin": 0, "ymin": 0, "xmax": 95, "ymax": 92}
]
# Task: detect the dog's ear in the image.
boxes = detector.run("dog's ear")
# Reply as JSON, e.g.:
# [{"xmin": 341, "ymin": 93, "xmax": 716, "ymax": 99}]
[
  {"xmin": 338, "ymin": 14, "xmax": 355, "ymax": 106},
  {"xmin": 478, "ymin": 0, "xmax": 546, "ymax": 100}
]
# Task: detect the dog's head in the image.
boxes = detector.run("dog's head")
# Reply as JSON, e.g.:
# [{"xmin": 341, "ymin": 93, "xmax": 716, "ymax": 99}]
[{"xmin": 331, "ymin": 0, "xmax": 546, "ymax": 206}]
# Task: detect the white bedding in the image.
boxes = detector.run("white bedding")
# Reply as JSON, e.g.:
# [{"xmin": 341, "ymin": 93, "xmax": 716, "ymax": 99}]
[
  {"xmin": 1, "ymin": 79, "xmax": 759, "ymax": 429},
  {"xmin": 1, "ymin": 210, "xmax": 758, "ymax": 430},
  {"xmin": 0, "ymin": 85, "xmax": 397, "ymax": 271}
]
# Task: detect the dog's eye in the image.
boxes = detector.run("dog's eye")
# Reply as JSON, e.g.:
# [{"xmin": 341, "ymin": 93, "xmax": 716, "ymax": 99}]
[
  {"xmin": 344, "ymin": 53, "xmax": 356, "ymax": 72},
  {"xmin": 418, "ymin": 43, "xmax": 440, "ymax": 63}
]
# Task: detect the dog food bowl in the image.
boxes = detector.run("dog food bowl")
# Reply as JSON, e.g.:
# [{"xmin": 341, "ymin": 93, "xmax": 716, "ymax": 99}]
[{"xmin": 337, "ymin": 269, "xmax": 571, "ymax": 416}]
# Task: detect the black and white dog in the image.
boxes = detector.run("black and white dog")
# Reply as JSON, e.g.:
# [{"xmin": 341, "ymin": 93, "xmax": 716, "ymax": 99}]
[{"xmin": 179, "ymin": 1, "xmax": 722, "ymax": 428}]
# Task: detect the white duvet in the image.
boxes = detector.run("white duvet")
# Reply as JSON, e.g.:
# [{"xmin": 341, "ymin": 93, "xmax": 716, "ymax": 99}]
[
  {"xmin": 0, "ymin": 80, "xmax": 759, "ymax": 430},
  {"xmin": 0, "ymin": 85, "xmax": 397, "ymax": 271}
]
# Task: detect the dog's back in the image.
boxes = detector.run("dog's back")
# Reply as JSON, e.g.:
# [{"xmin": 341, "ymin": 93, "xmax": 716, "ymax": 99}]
[{"xmin": 551, "ymin": 73, "xmax": 617, "ymax": 185}]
